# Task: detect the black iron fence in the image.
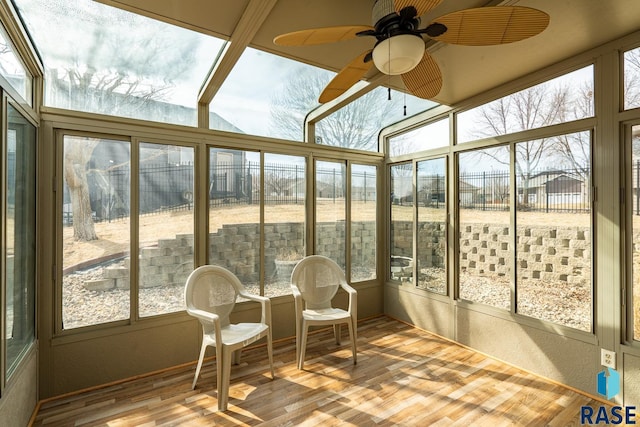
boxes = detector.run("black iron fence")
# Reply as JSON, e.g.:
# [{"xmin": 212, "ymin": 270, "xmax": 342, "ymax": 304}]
[
  {"xmin": 459, "ymin": 168, "xmax": 590, "ymax": 213},
  {"xmin": 633, "ymin": 160, "xmax": 640, "ymax": 216},
  {"xmin": 68, "ymin": 161, "xmax": 605, "ymax": 225},
  {"xmin": 69, "ymin": 161, "xmax": 376, "ymax": 225}
]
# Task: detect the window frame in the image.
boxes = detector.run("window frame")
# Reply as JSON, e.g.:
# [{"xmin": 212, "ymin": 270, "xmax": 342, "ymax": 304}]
[
  {"xmin": 1, "ymin": 94, "xmax": 38, "ymax": 393},
  {"xmin": 624, "ymin": 121, "xmax": 640, "ymax": 344},
  {"xmin": 54, "ymin": 130, "xmax": 134, "ymax": 334}
]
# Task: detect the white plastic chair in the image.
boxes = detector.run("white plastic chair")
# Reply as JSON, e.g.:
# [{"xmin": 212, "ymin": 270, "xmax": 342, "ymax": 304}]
[
  {"xmin": 185, "ymin": 265, "xmax": 274, "ymax": 411},
  {"xmin": 290, "ymin": 255, "xmax": 357, "ymax": 369}
]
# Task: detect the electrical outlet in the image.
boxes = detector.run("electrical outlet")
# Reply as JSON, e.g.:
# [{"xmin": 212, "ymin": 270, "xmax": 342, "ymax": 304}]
[{"xmin": 601, "ymin": 349, "xmax": 616, "ymax": 369}]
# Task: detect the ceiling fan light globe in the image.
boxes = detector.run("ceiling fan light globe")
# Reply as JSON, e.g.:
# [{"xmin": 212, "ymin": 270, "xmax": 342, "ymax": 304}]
[{"xmin": 372, "ymin": 34, "xmax": 424, "ymax": 75}]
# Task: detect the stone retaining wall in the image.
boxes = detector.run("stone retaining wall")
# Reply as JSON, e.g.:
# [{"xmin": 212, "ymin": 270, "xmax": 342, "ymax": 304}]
[
  {"xmin": 394, "ymin": 221, "xmax": 591, "ymax": 283},
  {"xmin": 85, "ymin": 220, "xmax": 591, "ymax": 291},
  {"xmin": 86, "ymin": 221, "xmax": 376, "ymax": 290}
]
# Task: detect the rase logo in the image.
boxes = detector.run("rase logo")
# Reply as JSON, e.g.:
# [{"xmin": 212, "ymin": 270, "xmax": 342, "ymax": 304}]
[
  {"xmin": 597, "ymin": 367, "xmax": 620, "ymax": 400},
  {"xmin": 580, "ymin": 367, "xmax": 637, "ymax": 425}
]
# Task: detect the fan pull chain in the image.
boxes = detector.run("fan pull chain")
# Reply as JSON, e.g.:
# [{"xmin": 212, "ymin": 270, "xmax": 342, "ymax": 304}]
[
  {"xmin": 388, "ymin": 35, "xmax": 392, "ymax": 101},
  {"xmin": 404, "ymin": 92, "xmax": 407, "ymax": 116}
]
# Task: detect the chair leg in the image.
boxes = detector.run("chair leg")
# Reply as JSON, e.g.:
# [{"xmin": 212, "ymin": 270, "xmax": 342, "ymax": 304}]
[
  {"xmin": 192, "ymin": 342, "xmax": 208, "ymax": 390},
  {"xmin": 267, "ymin": 329, "xmax": 275, "ymax": 379},
  {"xmin": 233, "ymin": 349, "xmax": 242, "ymax": 365},
  {"xmin": 295, "ymin": 317, "xmax": 301, "ymax": 368},
  {"xmin": 298, "ymin": 320, "xmax": 309, "ymax": 370},
  {"xmin": 218, "ymin": 346, "xmax": 232, "ymax": 411},
  {"xmin": 347, "ymin": 318, "xmax": 357, "ymax": 365},
  {"xmin": 333, "ymin": 324, "xmax": 342, "ymax": 345}
]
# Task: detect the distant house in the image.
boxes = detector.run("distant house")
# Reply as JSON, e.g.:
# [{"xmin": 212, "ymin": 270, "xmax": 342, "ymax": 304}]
[
  {"xmin": 417, "ymin": 175, "xmax": 445, "ymax": 206},
  {"xmin": 316, "ymin": 180, "xmax": 345, "ymax": 199},
  {"xmin": 352, "ymin": 184, "xmax": 377, "ymax": 202},
  {"xmin": 458, "ymin": 180, "xmax": 480, "ymax": 206},
  {"xmin": 521, "ymin": 170, "xmax": 587, "ymax": 207}
]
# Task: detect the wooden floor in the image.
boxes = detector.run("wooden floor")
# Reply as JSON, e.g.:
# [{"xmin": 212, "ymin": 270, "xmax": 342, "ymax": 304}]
[{"xmin": 32, "ymin": 316, "xmax": 608, "ymax": 426}]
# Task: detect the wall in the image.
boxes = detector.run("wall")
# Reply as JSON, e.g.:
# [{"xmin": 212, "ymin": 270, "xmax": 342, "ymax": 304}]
[{"xmin": 0, "ymin": 348, "xmax": 38, "ymax": 427}]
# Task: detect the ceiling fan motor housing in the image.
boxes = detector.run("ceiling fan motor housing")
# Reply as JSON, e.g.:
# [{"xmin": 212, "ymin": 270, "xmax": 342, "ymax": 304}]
[
  {"xmin": 372, "ymin": 0, "xmax": 396, "ymax": 27},
  {"xmin": 372, "ymin": 0, "xmax": 420, "ymax": 37}
]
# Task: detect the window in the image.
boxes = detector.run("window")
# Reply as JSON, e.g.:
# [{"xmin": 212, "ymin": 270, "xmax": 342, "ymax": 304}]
[
  {"xmin": 0, "ymin": 25, "xmax": 32, "ymax": 105},
  {"xmin": 458, "ymin": 147, "xmax": 511, "ymax": 310},
  {"xmin": 457, "ymin": 66, "xmax": 594, "ymax": 143},
  {"xmin": 315, "ymin": 160, "xmax": 346, "ymax": 268},
  {"xmin": 139, "ymin": 143, "xmax": 194, "ymax": 318},
  {"xmin": 456, "ymin": 133, "xmax": 592, "ymax": 331},
  {"xmin": 351, "ymin": 164, "xmax": 377, "ymax": 282},
  {"xmin": 61, "ymin": 136, "xmax": 131, "ymax": 329},
  {"xmin": 628, "ymin": 124, "xmax": 640, "ymax": 341},
  {"xmin": 316, "ymin": 87, "xmax": 437, "ymax": 152},
  {"xmin": 15, "ymin": 0, "xmax": 224, "ymax": 125},
  {"xmin": 390, "ymin": 162, "xmax": 414, "ymax": 283},
  {"xmin": 264, "ymin": 153, "xmax": 305, "ymax": 298},
  {"xmin": 624, "ymin": 47, "xmax": 640, "ymax": 110},
  {"xmin": 211, "ymin": 48, "xmax": 333, "ymax": 139},
  {"xmin": 208, "ymin": 148, "xmax": 260, "ymax": 295},
  {"xmin": 515, "ymin": 133, "xmax": 591, "ymax": 331},
  {"xmin": 417, "ymin": 158, "xmax": 446, "ymax": 294},
  {"xmin": 4, "ymin": 104, "xmax": 36, "ymax": 376},
  {"xmin": 61, "ymin": 137, "xmax": 197, "ymax": 327},
  {"xmin": 388, "ymin": 118, "xmax": 449, "ymax": 157}
]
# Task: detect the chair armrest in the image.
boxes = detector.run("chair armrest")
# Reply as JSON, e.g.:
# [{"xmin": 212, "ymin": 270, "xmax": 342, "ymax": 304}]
[
  {"xmin": 291, "ymin": 284, "xmax": 303, "ymax": 313},
  {"xmin": 187, "ymin": 308, "xmax": 219, "ymax": 325},
  {"xmin": 238, "ymin": 292, "xmax": 272, "ymax": 326},
  {"xmin": 238, "ymin": 291, "xmax": 267, "ymax": 304},
  {"xmin": 340, "ymin": 281, "xmax": 357, "ymax": 320},
  {"xmin": 291, "ymin": 284, "xmax": 302, "ymax": 299},
  {"xmin": 340, "ymin": 282, "xmax": 357, "ymax": 295}
]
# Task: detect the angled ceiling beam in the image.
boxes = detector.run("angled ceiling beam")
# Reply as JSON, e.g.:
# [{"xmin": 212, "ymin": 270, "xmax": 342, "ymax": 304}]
[{"xmin": 198, "ymin": 0, "xmax": 278, "ymax": 105}]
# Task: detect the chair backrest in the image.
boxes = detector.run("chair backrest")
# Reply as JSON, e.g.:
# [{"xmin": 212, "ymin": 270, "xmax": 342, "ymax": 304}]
[
  {"xmin": 184, "ymin": 265, "xmax": 243, "ymax": 328},
  {"xmin": 291, "ymin": 255, "xmax": 345, "ymax": 310}
]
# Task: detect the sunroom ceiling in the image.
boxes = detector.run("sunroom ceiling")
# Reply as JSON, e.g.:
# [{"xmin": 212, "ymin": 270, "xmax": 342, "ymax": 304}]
[{"xmin": 96, "ymin": 0, "xmax": 640, "ymax": 106}]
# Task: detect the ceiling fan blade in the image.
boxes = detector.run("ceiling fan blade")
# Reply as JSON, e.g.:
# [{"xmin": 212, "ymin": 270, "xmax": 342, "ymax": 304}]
[
  {"xmin": 394, "ymin": 0, "xmax": 443, "ymax": 18},
  {"xmin": 319, "ymin": 50, "xmax": 374, "ymax": 103},
  {"xmin": 274, "ymin": 25, "xmax": 374, "ymax": 46},
  {"xmin": 430, "ymin": 6, "xmax": 550, "ymax": 46},
  {"xmin": 401, "ymin": 51, "xmax": 442, "ymax": 99}
]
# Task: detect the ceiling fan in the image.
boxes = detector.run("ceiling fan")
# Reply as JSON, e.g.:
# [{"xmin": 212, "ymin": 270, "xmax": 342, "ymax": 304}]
[{"xmin": 274, "ymin": 0, "xmax": 550, "ymax": 103}]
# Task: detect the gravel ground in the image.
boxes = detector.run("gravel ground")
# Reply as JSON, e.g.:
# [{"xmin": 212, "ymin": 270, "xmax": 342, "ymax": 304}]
[
  {"xmin": 63, "ymin": 261, "xmax": 591, "ymax": 331},
  {"xmin": 62, "ymin": 261, "xmax": 296, "ymax": 329},
  {"xmin": 416, "ymin": 267, "xmax": 590, "ymax": 331}
]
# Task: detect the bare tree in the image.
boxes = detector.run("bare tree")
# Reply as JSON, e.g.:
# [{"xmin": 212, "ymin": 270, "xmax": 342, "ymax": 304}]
[
  {"xmin": 264, "ymin": 162, "xmax": 300, "ymax": 198},
  {"xmin": 469, "ymin": 82, "xmax": 586, "ymax": 205},
  {"xmin": 269, "ymin": 68, "xmax": 405, "ymax": 151},
  {"xmin": 64, "ymin": 137, "xmax": 99, "ymax": 241},
  {"xmin": 625, "ymin": 48, "xmax": 640, "ymax": 108},
  {"xmin": 490, "ymin": 171, "xmax": 510, "ymax": 205},
  {"xmin": 25, "ymin": 0, "xmax": 204, "ymax": 241}
]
